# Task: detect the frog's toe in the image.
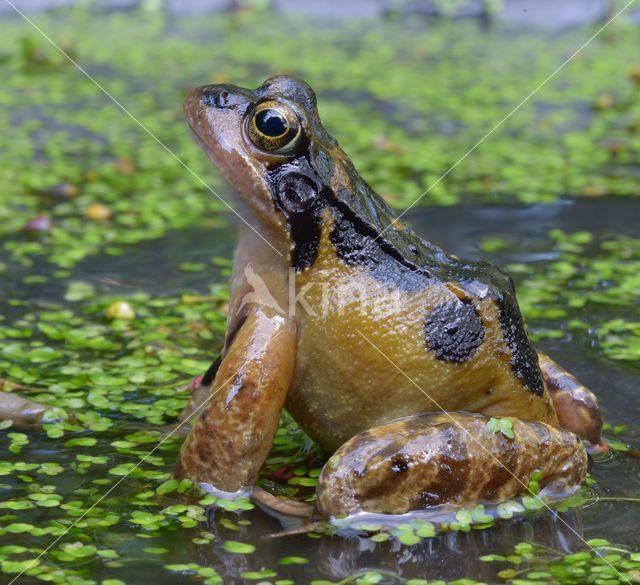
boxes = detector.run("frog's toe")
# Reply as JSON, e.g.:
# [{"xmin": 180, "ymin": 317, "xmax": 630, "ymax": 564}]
[
  {"xmin": 586, "ymin": 441, "xmax": 610, "ymax": 456},
  {"xmin": 0, "ymin": 391, "xmax": 60, "ymax": 430},
  {"xmin": 316, "ymin": 412, "xmax": 587, "ymax": 517}
]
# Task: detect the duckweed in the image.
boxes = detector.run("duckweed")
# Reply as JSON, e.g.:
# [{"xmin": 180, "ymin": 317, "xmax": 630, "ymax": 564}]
[
  {"xmin": 481, "ymin": 538, "xmax": 640, "ymax": 584},
  {"xmin": 503, "ymin": 230, "xmax": 640, "ymax": 362},
  {"xmin": 486, "ymin": 417, "xmax": 515, "ymax": 439},
  {"xmin": 222, "ymin": 540, "xmax": 255, "ymax": 554}
]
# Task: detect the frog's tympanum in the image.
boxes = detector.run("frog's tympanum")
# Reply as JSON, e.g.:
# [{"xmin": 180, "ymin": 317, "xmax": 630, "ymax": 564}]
[{"xmin": 176, "ymin": 76, "xmax": 603, "ymax": 517}]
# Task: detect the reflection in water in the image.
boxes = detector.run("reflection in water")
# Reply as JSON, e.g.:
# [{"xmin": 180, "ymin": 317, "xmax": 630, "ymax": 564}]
[
  {"xmin": 317, "ymin": 512, "xmax": 584, "ymax": 582},
  {"xmin": 187, "ymin": 506, "xmax": 585, "ymax": 583}
]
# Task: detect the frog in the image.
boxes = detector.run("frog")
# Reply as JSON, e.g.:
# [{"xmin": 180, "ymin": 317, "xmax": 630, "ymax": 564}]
[{"xmin": 175, "ymin": 75, "xmax": 603, "ymax": 517}]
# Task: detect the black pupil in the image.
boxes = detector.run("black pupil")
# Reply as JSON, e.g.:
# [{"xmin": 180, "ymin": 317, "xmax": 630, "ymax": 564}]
[{"xmin": 255, "ymin": 109, "xmax": 288, "ymax": 138}]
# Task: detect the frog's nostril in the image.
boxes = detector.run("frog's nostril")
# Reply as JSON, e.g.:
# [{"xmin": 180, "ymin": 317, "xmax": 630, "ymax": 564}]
[
  {"xmin": 200, "ymin": 89, "xmax": 230, "ymax": 109},
  {"xmin": 201, "ymin": 91, "xmax": 218, "ymax": 108}
]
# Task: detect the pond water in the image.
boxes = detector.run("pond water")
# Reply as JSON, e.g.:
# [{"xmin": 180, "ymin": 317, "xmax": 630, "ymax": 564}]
[{"xmin": 1, "ymin": 6, "xmax": 639, "ymax": 585}]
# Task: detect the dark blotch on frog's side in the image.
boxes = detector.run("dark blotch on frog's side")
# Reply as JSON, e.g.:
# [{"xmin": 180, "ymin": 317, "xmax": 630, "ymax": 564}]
[
  {"xmin": 497, "ymin": 293, "xmax": 545, "ymax": 396},
  {"xmin": 425, "ymin": 298, "xmax": 485, "ymax": 363}
]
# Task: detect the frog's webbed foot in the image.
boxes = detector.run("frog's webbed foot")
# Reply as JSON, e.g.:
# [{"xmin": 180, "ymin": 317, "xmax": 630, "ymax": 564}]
[
  {"xmin": 175, "ymin": 307, "xmax": 296, "ymax": 492},
  {"xmin": 538, "ymin": 353, "xmax": 603, "ymax": 445},
  {"xmin": 0, "ymin": 391, "xmax": 64, "ymax": 430},
  {"xmin": 316, "ymin": 412, "xmax": 587, "ymax": 517},
  {"xmin": 251, "ymin": 488, "xmax": 321, "ymax": 540}
]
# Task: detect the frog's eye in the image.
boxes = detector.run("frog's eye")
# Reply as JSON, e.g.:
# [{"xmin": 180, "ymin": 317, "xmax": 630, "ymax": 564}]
[{"xmin": 247, "ymin": 101, "xmax": 301, "ymax": 153}]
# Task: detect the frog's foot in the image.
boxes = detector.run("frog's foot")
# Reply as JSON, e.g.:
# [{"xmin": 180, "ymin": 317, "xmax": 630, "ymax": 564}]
[
  {"xmin": 0, "ymin": 391, "xmax": 64, "ymax": 430},
  {"xmin": 538, "ymin": 353, "xmax": 603, "ymax": 444},
  {"xmin": 316, "ymin": 412, "xmax": 587, "ymax": 517}
]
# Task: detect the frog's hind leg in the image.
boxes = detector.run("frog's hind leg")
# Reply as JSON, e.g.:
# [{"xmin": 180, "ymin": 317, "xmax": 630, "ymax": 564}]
[
  {"xmin": 538, "ymin": 353, "xmax": 603, "ymax": 444},
  {"xmin": 316, "ymin": 412, "xmax": 587, "ymax": 517}
]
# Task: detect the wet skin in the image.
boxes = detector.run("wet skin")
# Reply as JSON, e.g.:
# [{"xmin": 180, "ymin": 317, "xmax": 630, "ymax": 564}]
[{"xmin": 176, "ymin": 76, "xmax": 602, "ymax": 516}]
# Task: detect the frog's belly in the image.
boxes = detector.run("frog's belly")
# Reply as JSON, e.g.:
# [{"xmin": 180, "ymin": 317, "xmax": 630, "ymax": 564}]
[{"xmin": 286, "ymin": 284, "xmax": 557, "ymax": 454}]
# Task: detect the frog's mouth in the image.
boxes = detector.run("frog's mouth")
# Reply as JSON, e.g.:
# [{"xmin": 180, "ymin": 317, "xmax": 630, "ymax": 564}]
[{"xmin": 184, "ymin": 85, "xmax": 287, "ymax": 237}]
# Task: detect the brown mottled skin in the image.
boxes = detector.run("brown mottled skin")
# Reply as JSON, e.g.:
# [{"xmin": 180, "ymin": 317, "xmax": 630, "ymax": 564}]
[
  {"xmin": 316, "ymin": 413, "xmax": 587, "ymax": 516},
  {"xmin": 176, "ymin": 76, "xmax": 602, "ymax": 515}
]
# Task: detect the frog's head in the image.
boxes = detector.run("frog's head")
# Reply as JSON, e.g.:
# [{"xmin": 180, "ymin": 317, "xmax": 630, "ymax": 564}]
[{"xmin": 185, "ymin": 76, "xmax": 366, "ymax": 264}]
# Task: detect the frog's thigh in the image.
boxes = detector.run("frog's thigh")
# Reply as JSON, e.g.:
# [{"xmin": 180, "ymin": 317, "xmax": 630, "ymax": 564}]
[
  {"xmin": 538, "ymin": 353, "xmax": 603, "ymax": 444},
  {"xmin": 176, "ymin": 308, "xmax": 296, "ymax": 492},
  {"xmin": 317, "ymin": 412, "xmax": 587, "ymax": 517}
]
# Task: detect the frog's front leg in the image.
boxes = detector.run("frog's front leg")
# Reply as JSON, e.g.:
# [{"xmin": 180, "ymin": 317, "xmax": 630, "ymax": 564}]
[
  {"xmin": 538, "ymin": 353, "xmax": 603, "ymax": 444},
  {"xmin": 176, "ymin": 307, "xmax": 296, "ymax": 493},
  {"xmin": 317, "ymin": 412, "xmax": 587, "ymax": 517}
]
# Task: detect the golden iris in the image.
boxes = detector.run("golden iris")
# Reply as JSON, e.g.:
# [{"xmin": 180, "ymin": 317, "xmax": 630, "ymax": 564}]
[{"xmin": 247, "ymin": 101, "xmax": 301, "ymax": 153}]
